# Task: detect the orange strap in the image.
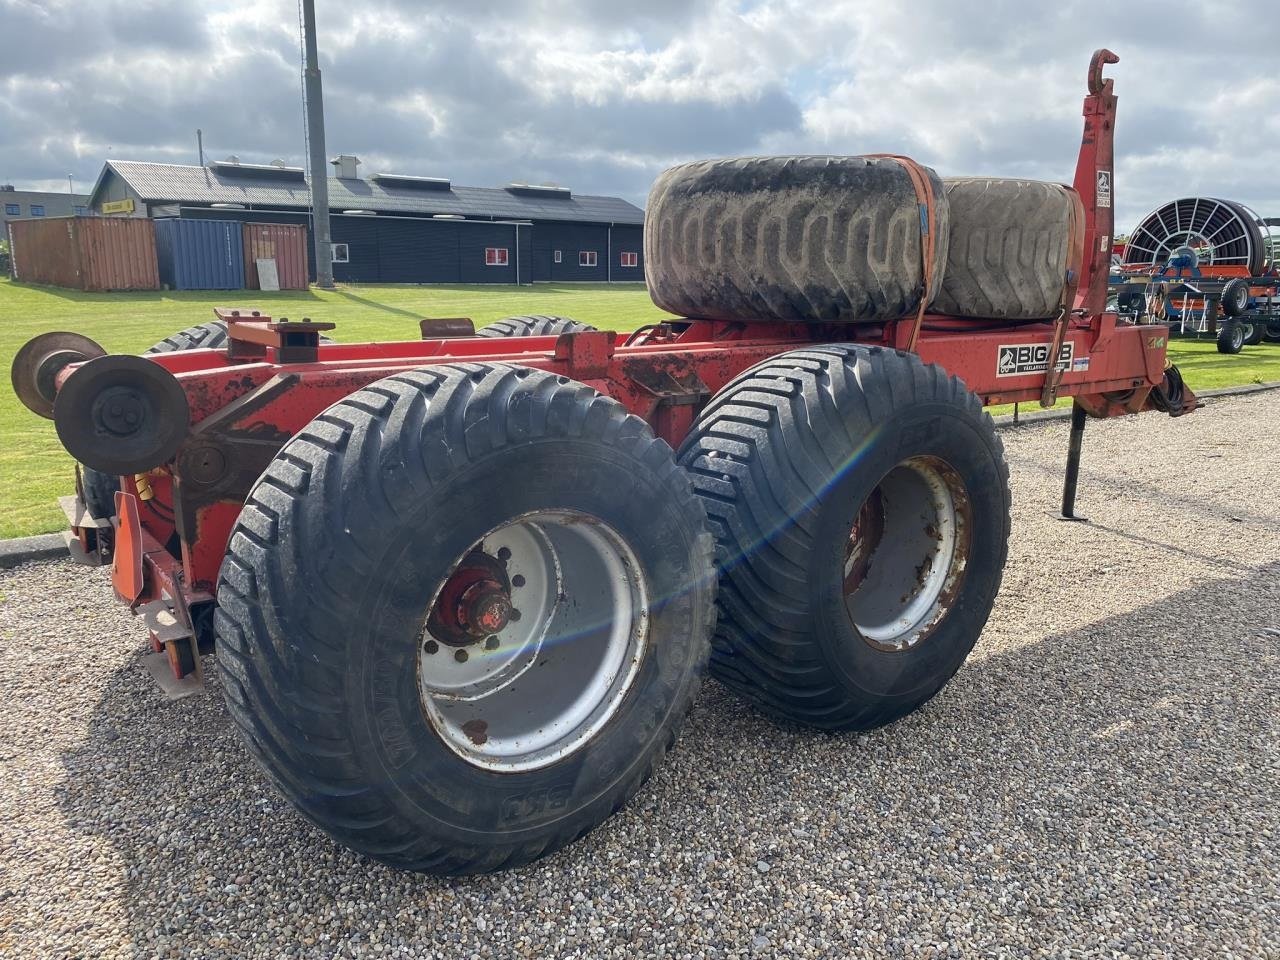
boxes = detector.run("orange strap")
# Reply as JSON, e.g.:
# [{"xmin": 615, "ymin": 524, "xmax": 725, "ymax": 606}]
[
  {"xmin": 1039, "ymin": 186, "xmax": 1088, "ymax": 407},
  {"xmin": 866, "ymin": 154, "xmax": 939, "ymax": 352}
]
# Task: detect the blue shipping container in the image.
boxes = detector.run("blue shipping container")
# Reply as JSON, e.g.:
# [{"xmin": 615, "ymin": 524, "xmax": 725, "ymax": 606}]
[{"xmin": 154, "ymin": 219, "xmax": 245, "ymax": 290}]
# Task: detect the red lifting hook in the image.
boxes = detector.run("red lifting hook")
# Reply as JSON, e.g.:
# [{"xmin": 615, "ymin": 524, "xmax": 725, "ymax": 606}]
[{"xmin": 1089, "ymin": 48, "xmax": 1119, "ymax": 95}]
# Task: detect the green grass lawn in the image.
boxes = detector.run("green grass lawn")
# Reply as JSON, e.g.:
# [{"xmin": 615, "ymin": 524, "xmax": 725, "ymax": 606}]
[{"xmin": 2, "ymin": 276, "xmax": 1278, "ymax": 538}]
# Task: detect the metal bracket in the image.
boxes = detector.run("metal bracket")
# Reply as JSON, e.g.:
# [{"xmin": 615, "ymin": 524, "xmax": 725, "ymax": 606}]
[
  {"xmin": 621, "ymin": 356, "xmax": 711, "ymax": 406},
  {"xmin": 216, "ymin": 308, "xmax": 336, "ymax": 364},
  {"xmin": 554, "ymin": 330, "xmax": 614, "ymax": 380}
]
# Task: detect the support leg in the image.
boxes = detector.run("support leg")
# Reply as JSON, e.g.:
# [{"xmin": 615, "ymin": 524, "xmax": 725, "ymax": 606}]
[{"xmin": 1058, "ymin": 401, "xmax": 1088, "ymax": 521}]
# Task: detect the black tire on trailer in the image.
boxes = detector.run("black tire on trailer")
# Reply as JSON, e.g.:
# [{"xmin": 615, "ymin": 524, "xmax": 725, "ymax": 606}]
[
  {"xmin": 1268, "ymin": 320, "xmax": 1280, "ymax": 343},
  {"xmin": 214, "ymin": 364, "xmax": 716, "ymax": 874},
  {"xmin": 1220, "ymin": 278, "xmax": 1250, "ymax": 318},
  {"xmin": 678, "ymin": 345, "xmax": 1011, "ymax": 732},
  {"xmin": 475, "ymin": 315, "xmax": 600, "ymax": 338},
  {"xmin": 80, "ymin": 465, "xmax": 120, "ymax": 521},
  {"xmin": 1242, "ymin": 320, "xmax": 1264, "ymax": 346},
  {"xmin": 1216, "ymin": 320, "xmax": 1245, "ymax": 354},
  {"xmin": 146, "ymin": 319, "xmax": 234, "ymax": 354},
  {"xmin": 644, "ymin": 156, "xmax": 948, "ymax": 323}
]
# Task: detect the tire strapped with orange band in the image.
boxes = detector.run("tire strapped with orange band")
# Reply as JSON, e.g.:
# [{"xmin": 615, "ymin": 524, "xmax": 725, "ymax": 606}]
[{"xmin": 866, "ymin": 154, "xmax": 940, "ymax": 352}]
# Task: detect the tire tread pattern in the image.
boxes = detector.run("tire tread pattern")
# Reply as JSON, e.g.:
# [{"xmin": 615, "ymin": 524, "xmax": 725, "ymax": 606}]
[
  {"xmin": 214, "ymin": 364, "xmax": 714, "ymax": 874},
  {"xmin": 932, "ymin": 178, "xmax": 1076, "ymax": 320},
  {"xmin": 644, "ymin": 156, "xmax": 949, "ymax": 323},
  {"xmin": 474, "ymin": 315, "xmax": 600, "ymax": 338},
  {"xmin": 678, "ymin": 345, "xmax": 1011, "ymax": 730}
]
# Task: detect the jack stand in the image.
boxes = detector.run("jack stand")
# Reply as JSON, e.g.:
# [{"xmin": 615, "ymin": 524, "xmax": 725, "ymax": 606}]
[{"xmin": 1057, "ymin": 401, "xmax": 1089, "ymax": 521}]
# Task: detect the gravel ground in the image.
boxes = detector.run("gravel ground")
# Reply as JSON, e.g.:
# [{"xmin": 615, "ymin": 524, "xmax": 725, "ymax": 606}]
[{"xmin": 2, "ymin": 392, "xmax": 1278, "ymax": 960}]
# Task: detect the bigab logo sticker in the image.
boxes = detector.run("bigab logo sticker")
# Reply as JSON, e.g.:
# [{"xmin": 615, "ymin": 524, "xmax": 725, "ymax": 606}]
[{"xmin": 996, "ymin": 342, "xmax": 1087, "ymax": 377}]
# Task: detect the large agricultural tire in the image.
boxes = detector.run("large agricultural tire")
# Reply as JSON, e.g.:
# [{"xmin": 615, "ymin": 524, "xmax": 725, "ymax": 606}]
[
  {"xmin": 678, "ymin": 345, "xmax": 1011, "ymax": 731},
  {"xmin": 214, "ymin": 364, "xmax": 716, "ymax": 874},
  {"xmin": 1220, "ymin": 278, "xmax": 1250, "ymax": 318},
  {"xmin": 1216, "ymin": 321, "xmax": 1245, "ymax": 354},
  {"xmin": 1242, "ymin": 321, "xmax": 1264, "ymax": 346},
  {"xmin": 475, "ymin": 315, "xmax": 599, "ymax": 338},
  {"xmin": 1268, "ymin": 320, "xmax": 1280, "ymax": 343},
  {"xmin": 932, "ymin": 178, "xmax": 1081, "ymax": 320},
  {"xmin": 644, "ymin": 156, "xmax": 948, "ymax": 323}
]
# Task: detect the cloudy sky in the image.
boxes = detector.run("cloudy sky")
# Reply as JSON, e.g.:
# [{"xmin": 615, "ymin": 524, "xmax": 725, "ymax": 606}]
[{"xmin": 2, "ymin": 0, "xmax": 1276, "ymax": 229}]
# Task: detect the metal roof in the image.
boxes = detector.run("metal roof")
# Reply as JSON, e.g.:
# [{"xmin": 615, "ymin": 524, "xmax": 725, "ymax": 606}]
[{"xmin": 94, "ymin": 161, "xmax": 644, "ymax": 225}]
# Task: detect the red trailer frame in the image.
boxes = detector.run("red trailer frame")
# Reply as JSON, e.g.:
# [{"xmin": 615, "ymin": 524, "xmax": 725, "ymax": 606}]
[{"xmin": 18, "ymin": 49, "xmax": 1192, "ymax": 687}]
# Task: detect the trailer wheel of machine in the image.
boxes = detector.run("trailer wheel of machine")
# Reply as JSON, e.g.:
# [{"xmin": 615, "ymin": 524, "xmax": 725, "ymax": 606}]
[
  {"xmin": 1216, "ymin": 320, "xmax": 1245, "ymax": 354},
  {"xmin": 214, "ymin": 363, "xmax": 715, "ymax": 874},
  {"xmin": 1220, "ymin": 278, "xmax": 1250, "ymax": 318},
  {"xmin": 678, "ymin": 345, "xmax": 1011, "ymax": 731},
  {"xmin": 1241, "ymin": 321, "xmax": 1264, "ymax": 346},
  {"xmin": 475, "ymin": 314, "xmax": 600, "ymax": 338}
]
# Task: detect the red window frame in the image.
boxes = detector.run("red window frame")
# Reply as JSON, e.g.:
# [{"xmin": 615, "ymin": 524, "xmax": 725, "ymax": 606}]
[
  {"xmin": 579, "ymin": 250, "xmax": 597, "ymax": 267},
  {"xmin": 485, "ymin": 247, "xmax": 509, "ymax": 266},
  {"xmin": 620, "ymin": 251, "xmax": 638, "ymax": 268}
]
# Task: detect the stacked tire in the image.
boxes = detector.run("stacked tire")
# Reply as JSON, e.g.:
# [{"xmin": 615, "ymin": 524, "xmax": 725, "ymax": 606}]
[{"xmin": 645, "ymin": 156, "xmax": 1081, "ymax": 325}]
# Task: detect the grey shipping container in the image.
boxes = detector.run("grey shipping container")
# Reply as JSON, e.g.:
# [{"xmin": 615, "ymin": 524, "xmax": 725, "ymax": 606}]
[{"xmin": 154, "ymin": 219, "xmax": 245, "ymax": 290}]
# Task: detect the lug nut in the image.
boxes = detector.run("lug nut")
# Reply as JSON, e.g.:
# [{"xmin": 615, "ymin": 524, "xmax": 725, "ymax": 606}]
[
  {"xmin": 485, "ymin": 636, "xmax": 500, "ymax": 650},
  {"xmin": 454, "ymin": 649, "xmax": 469, "ymax": 663},
  {"xmin": 423, "ymin": 639, "xmax": 439, "ymax": 655},
  {"xmin": 497, "ymin": 547, "xmax": 512, "ymax": 562},
  {"xmin": 509, "ymin": 609, "xmax": 521, "ymax": 622},
  {"xmin": 511, "ymin": 574, "xmax": 526, "ymax": 588}
]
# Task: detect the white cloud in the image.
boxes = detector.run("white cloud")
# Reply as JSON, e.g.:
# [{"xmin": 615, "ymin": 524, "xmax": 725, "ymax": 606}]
[{"xmin": 1, "ymin": 0, "xmax": 1277, "ymax": 228}]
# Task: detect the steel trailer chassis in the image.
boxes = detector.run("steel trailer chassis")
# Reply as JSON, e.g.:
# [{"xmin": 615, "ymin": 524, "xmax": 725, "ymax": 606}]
[{"xmin": 12, "ymin": 50, "xmax": 1197, "ymax": 873}]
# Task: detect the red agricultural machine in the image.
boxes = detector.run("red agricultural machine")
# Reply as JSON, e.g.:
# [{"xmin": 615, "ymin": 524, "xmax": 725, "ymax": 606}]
[{"xmin": 13, "ymin": 50, "xmax": 1194, "ymax": 875}]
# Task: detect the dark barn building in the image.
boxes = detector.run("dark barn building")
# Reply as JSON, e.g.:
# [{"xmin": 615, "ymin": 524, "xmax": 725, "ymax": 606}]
[{"xmin": 87, "ymin": 156, "xmax": 644, "ymax": 285}]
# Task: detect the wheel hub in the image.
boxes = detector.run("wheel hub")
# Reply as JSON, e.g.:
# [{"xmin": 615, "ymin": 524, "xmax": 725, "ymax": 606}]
[
  {"xmin": 457, "ymin": 578, "xmax": 512, "ymax": 637},
  {"xmin": 418, "ymin": 511, "xmax": 649, "ymax": 771},
  {"xmin": 842, "ymin": 457, "xmax": 972, "ymax": 652},
  {"xmin": 426, "ymin": 553, "xmax": 512, "ymax": 647}
]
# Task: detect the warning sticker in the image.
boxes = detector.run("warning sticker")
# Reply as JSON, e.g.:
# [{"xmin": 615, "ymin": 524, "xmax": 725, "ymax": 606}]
[
  {"xmin": 996, "ymin": 342, "xmax": 1079, "ymax": 377},
  {"xmin": 1096, "ymin": 170, "xmax": 1111, "ymax": 208}
]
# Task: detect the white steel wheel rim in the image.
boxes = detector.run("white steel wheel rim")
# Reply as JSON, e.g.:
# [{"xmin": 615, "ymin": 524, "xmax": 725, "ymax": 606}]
[
  {"xmin": 418, "ymin": 510, "xmax": 649, "ymax": 772},
  {"xmin": 842, "ymin": 456, "xmax": 971, "ymax": 652}
]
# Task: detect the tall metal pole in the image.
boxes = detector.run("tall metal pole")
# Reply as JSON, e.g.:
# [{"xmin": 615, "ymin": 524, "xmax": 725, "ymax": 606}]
[{"xmin": 301, "ymin": 0, "xmax": 334, "ymax": 289}]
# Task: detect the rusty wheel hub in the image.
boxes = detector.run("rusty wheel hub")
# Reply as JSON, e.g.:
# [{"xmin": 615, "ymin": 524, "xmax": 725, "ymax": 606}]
[
  {"xmin": 426, "ymin": 553, "xmax": 513, "ymax": 647},
  {"xmin": 842, "ymin": 456, "xmax": 971, "ymax": 652},
  {"xmin": 418, "ymin": 511, "xmax": 649, "ymax": 772}
]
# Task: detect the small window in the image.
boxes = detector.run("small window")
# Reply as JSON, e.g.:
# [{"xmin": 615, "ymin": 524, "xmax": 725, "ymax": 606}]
[
  {"xmin": 579, "ymin": 250, "xmax": 597, "ymax": 267},
  {"xmin": 73, "ymin": 206, "xmax": 87, "ymax": 216},
  {"xmin": 554, "ymin": 250, "xmax": 562, "ymax": 264},
  {"xmin": 30, "ymin": 204, "xmax": 45, "ymax": 217},
  {"xmin": 4, "ymin": 204, "xmax": 18, "ymax": 216},
  {"xmin": 331, "ymin": 242, "xmax": 349, "ymax": 263},
  {"xmin": 485, "ymin": 247, "xmax": 509, "ymax": 266},
  {"xmin": 620, "ymin": 251, "xmax": 638, "ymax": 268}
]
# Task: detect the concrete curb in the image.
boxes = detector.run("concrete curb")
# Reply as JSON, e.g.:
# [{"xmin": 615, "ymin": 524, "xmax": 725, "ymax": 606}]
[
  {"xmin": 993, "ymin": 380, "xmax": 1280, "ymax": 428},
  {"xmin": 0, "ymin": 533, "xmax": 67, "ymax": 570},
  {"xmin": 1, "ymin": 381, "xmax": 1277, "ymax": 570}
]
